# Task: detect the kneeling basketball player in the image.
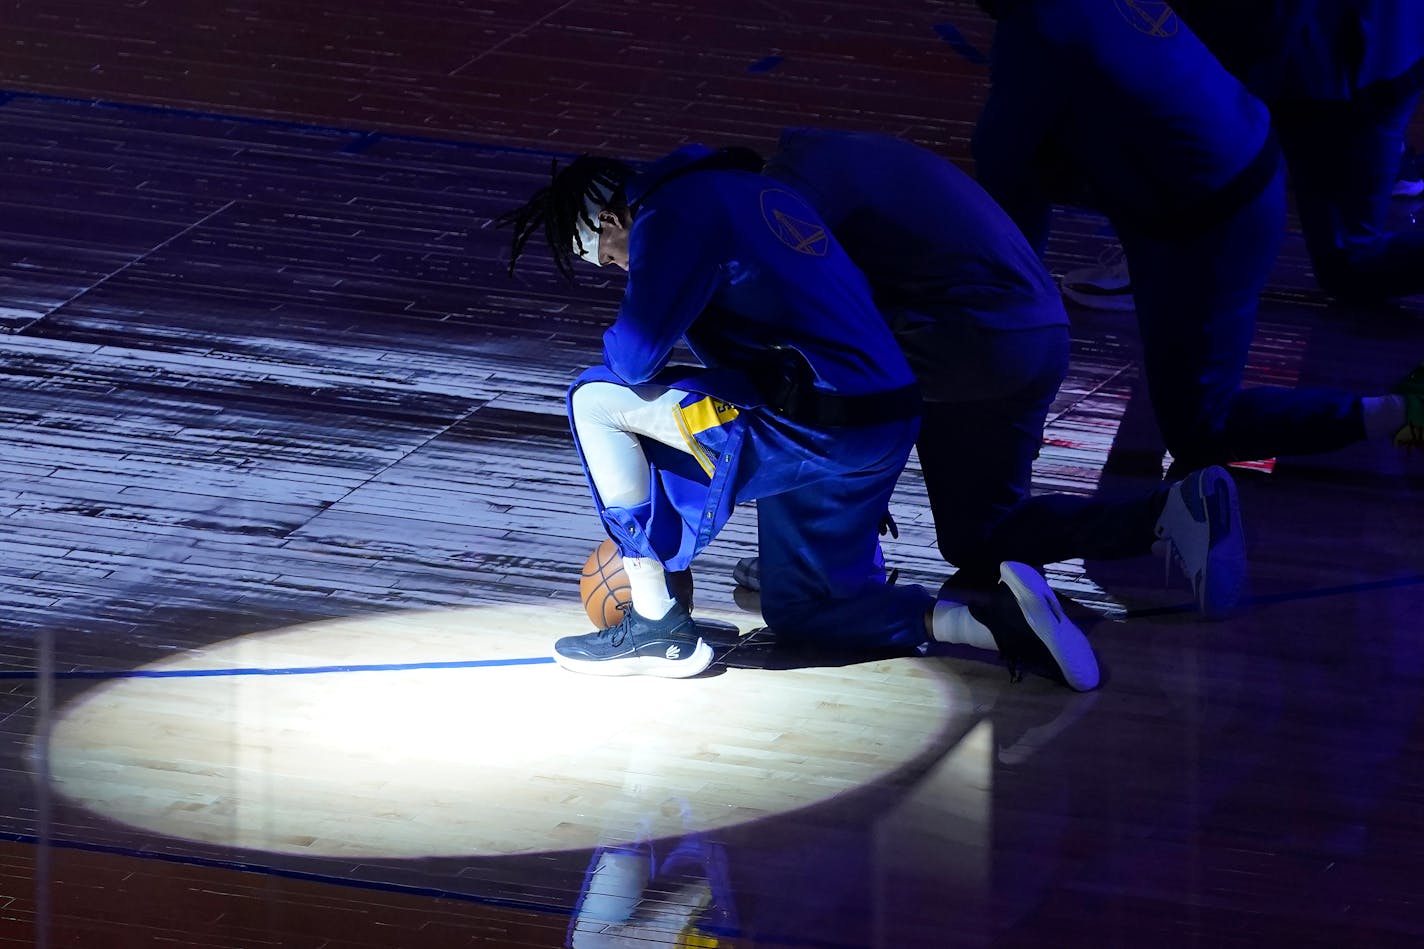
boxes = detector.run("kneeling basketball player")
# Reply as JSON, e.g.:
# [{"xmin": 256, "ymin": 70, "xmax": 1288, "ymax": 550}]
[{"xmin": 496, "ymin": 146, "xmax": 1099, "ymax": 690}]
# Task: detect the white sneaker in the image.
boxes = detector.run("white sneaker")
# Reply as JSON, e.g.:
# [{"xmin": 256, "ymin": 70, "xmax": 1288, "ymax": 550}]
[
  {"xmin": 1154, "ymin": 466, "xmax": 1245, "ymax": 618},
  {"xmin": 996, "ymin": 562, "xmax": 1101, "ymax": 692},
  {"xmin": 1061, "ymin": 246, "xmax": 1135, "ymax": 312}
]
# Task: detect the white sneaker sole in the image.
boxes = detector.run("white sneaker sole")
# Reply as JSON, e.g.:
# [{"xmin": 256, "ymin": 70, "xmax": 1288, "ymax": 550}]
[
  {"xmin": 999, "ymin": 562, "xmax": 1100, "ymax": 692},
  {"xmin": 553, "ymin": 639, "xmax": 714, "ymax": 679},
  {"xmin": 1170, "ymin": 466, "xmax": 1245, "ymax": 618},
  {"xmin": 1061, "ymin": 283, "xmax": 1137, "ymax": 312}
]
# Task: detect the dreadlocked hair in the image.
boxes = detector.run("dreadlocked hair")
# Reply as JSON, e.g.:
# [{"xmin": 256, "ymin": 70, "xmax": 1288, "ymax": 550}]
[{"xmin": 494, "ymin": 155, "xmax": 636, "ymax": 283}]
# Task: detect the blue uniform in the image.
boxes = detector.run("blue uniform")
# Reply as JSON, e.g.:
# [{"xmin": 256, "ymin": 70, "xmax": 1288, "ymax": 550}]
[
  {"xmin": 765, "ymin": 128, "xmax": 1169, "ymax": 580},
  {"xmin": 765, "ymin": 129, "xmax": 1065, "ymax": 337},
  {"xmin": 1175, "ymin": 0, "xmax": 1424, "ymax": 302},
  {"xmin": 973, "ymin": 0, "xmax": 1365, "ymax": 470},
  {"xmin": 974, "ymin": 0, "xmax": 1276, "ymax": 253},
  {"xmin": 571, "ymin": 145, "xmax": 930, "ymax": 649},
  {"xmin": 1178, "ymin": 0, "xmax": 1424, "ymax": 104}
]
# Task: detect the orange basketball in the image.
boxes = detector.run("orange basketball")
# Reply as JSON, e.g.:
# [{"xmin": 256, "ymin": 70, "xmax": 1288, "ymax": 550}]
[
  {"xmin": 578, "ymin": 539, "xmax": 695, "ymax": 628},
  {"xmin": 580, "ymin": 539, "xmax": 632, "ymax": 628}
]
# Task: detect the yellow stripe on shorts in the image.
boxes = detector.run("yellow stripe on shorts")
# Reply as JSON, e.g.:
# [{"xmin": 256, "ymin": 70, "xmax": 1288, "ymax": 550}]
[{"xmin": 673, "ymin": 396, "xmax": 739, "ymax": 477}]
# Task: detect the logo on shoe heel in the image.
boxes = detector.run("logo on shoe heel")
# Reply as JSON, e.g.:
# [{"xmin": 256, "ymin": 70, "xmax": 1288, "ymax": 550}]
[{"xmin": 665, "ymin": 645, "xmax": 682, "ymax": 660}]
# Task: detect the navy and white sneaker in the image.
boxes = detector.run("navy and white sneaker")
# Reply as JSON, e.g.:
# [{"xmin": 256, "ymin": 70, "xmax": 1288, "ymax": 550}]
[
  {"xmin": 1060, "ymin": 246, "xmax": 1135, "ymax": 312},
  {"xmin": 1154, "ymin": 465, "xmax": 1245, "ymax": 618},
  {"xmin": 554, "ymin": 603, "xmax": 713, "ymax": 678},
  {"xmin": 993, "ymin": 562, "xmax": 1100, "ymax": 692},
  {"xmin": 731, "ymin": 556, "xmax": 761, "ymax": 592}
]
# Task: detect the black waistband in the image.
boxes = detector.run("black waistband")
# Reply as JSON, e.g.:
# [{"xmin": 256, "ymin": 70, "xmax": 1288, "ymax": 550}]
[
  {"xmin": 1133, "ymin": 132, "xmax": 1283, "ymax": 240},
  {"xmin": 763, "ymin": 379, "xmax": 922, "ymax": 428}
]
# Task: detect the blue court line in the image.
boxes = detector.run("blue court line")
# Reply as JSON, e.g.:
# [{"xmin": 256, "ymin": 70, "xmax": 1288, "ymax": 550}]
[
  {"xmin": 933, "ymin": 23, "xmax": 988, "ymax": 65},
  {"xmin": 747, "ymin": 54, "xmax": 783, "ymax": 73},
  {"xmin": 0, "ymin": 656, "xmax": 556, "ymax": 682},
  {"xmin": 339, "ymin": 130, "xmax": 385, "ymax": 154},
  {"xmin": 0, "ymin": 829, "xmax": 571, "ymax": 917},
  {"xmin": 5, "ymin": 572, "xmax": 1420, "ymax": 679},
  {"xmin": 1121, "ymin": 572, "xmax": 1424, "ymax": 620}
]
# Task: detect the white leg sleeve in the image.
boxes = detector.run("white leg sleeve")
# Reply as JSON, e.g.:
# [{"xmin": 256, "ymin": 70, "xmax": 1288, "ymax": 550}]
[
  {"xmin": 571, "ymin": 382, "xmax": 694, "ymax": 508},
  {"xmin": 571, "ymin": 382, "xmax": 696, "ymax": 619}
]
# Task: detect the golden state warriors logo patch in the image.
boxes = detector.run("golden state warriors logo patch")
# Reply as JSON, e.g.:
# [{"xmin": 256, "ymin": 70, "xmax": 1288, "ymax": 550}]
[
  {"xmin": 1113, "ymin": 0, "xmax": 1178, "ymax": 37},
  {"xmin": 760, "ymin": 188, "xmax": 828, "ymax": 257}
]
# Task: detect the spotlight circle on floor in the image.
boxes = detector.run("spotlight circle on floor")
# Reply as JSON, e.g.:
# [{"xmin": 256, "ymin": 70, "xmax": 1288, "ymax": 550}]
[{"xmin": 46, "ymin": 603, "xmax": 964, "ymax": 858}]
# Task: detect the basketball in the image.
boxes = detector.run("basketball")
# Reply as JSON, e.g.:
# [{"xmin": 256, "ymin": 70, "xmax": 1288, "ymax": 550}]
[
  {"xmin": 580, "ymin": 539, "xmax": 632, "ymax": 628},
  {"xmin": 579, "ymin": 539, "xmax": 695, "ymax": 628}
]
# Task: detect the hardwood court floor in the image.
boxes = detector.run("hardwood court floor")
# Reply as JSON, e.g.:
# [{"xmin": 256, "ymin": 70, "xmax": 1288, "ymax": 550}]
[{"xmin": 1, "ymin": 2, "xmax": 1423, "ymax": 947}]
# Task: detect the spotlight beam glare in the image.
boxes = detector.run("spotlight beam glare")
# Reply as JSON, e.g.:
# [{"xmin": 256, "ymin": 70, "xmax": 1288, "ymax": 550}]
[{"xmin": 45, "ymin": 603, "xmax": 966, "ymax": 859}]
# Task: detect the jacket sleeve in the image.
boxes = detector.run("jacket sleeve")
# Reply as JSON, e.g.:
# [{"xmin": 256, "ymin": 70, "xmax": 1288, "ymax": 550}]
[{"xmin": 602, "ymin": 204, "xmax": 724, "ymax": 384}]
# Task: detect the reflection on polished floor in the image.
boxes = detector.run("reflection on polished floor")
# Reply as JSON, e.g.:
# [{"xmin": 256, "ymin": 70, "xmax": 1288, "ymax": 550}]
[{"xmin": 1, "ymin": 2, "xmax": 1423, "ymax": 947}]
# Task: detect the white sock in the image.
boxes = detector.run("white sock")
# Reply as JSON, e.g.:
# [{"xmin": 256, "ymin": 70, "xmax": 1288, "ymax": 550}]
[
  {"xmin": 929, "ymin": 599, "xmax": 997, "ymax": 651},
  {"xmin": 623, "ymin": 557, "xmax": 676, "ymax": 620},
  {"xmin": 1361, "ymin": 395, "xmax": 1406, "ymax": 441}
]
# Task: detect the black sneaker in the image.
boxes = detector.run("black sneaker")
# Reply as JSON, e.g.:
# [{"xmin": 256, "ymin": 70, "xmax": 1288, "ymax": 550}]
[
  {"xmin": 732, "ymin": 556, "xmax": 761, "ymax": 592},
  {"xmin": 981, "ymin": 562, "xmax": 1100, "ymax": 692},
  {"xmin": 732, "ymin": 553, "xmax": 897, "ymax": 593},
  {"xmin": 554, "ymin": 603, "xmax": 713, "ymax": 678}
]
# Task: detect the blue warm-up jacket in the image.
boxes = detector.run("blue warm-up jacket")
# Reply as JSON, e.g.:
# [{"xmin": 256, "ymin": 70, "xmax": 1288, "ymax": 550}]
[{"xmin": 571, "ymin": 145, "xmax": 919, "ymax": 571}]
